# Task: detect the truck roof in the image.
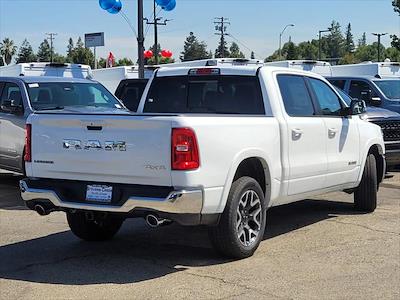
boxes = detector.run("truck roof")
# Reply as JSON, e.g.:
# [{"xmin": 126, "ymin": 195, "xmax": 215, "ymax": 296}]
[
  {"xmin": 328, "ymin": 75, "xmax": 399, "ymax": 81},
  {"xmin": 156, "ymin": 65, "xmax": 325, "ymax": 78},
  {"xmin": 0, "ymin": 76, "xmax": 96, "ymax": 84}
]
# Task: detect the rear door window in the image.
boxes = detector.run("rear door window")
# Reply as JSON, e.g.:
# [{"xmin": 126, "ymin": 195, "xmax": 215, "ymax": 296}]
[
  {"xmin": 349, "ymin": 80, "xmax": 376, "ymax": 102},
  {"xmin": 277, "ymin": 75, "xmax": 315, "ymax": 117},
  {"xmin": 116, "ymin": 81, "xmax": 148, "ymax": 112},
  {"xmin": 144, "ymin": 75, "xmax": 265, "ymax": 115}
]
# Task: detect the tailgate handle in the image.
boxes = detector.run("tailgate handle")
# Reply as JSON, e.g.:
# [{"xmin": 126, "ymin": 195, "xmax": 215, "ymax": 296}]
[{"xmin": 87, "ymin": 125, "xmax": 103, "ymax": 131}]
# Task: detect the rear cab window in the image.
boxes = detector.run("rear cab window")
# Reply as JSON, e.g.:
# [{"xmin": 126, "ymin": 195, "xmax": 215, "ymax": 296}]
[{"xmin": 143, "ymin": 75, "xmax": 265, "ymax": 115}]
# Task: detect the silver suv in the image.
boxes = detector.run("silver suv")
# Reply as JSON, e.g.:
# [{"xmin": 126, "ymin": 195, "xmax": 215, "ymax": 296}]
[{"xmin": 0, "ymin": 76, "xmax": 124, "ymax": 174}]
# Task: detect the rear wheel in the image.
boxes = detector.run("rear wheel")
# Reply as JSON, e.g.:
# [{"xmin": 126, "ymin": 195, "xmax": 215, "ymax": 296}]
[
  {"xmin": 208, "ymin": 176, "xmax": 266, "ymax": 259},
  {"xmin": 354, "ymin": 154, "xmax": 378, "ymax": 212},
  {"xmin": 67, "ymin": 211, "xmax": 124, "ymax": 241}
]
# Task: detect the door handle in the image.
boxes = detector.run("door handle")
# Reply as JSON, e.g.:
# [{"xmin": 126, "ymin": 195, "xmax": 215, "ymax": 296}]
[
  {"xmin": 328, "ymin": 128, "xmax": 338, "ymax": 137},
  {"xmin": 292, "ymin": 128, "xmax": 303, "ymax": 139}
]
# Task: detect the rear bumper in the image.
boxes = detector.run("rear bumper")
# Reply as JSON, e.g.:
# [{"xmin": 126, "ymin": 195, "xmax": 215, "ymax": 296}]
[{"xmin": 20, "ymin": 179, "xmax": 203, "ymax": 215}]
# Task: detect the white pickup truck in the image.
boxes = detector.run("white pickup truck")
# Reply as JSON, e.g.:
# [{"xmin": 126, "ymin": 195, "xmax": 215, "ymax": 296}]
[{"xmin": 20, "ymin": 61, "xmax": 385, "ymax": 258}]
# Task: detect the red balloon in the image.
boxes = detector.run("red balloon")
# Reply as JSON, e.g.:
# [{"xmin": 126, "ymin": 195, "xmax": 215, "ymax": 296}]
[
  {"xmin": 144, "ymin": 50, "xmax": 153, "ymax": 58},
  {"xmin": 161, "ymin": 49, "xmax": 172, "ymax": 58}
]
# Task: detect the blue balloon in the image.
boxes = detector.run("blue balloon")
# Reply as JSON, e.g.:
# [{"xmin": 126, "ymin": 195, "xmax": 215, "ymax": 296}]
[
  {"xmin": 107, "ymin": 0, "xmax": 122, "ymax": 14},
  {"xmin": 99, "ymin": 0, "xmax": 116, "ymax": 10},
  {"xmin": 163, "ymin": 0, "xmax": 176, "ymax": 11},
  {"xmin": 155, "ymin": 0, "xmax": 171, "ymax": 7}
]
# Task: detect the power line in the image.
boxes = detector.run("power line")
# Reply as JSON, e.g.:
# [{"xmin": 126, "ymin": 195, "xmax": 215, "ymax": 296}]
[
  {"xmin": 214, "ymin": 17, "xmax": 230, "ymax": 58},
  {"xmin": 228, "ymin": 33, "xmax": 264, "ymax": 60}
]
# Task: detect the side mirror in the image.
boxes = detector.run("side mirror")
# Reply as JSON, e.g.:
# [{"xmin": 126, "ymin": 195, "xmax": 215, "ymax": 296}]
[
  {"xmin": 371, "ymin": 97, "xmax": 382, "ymax": 106},
  {"xmin": 360, "ymin": 90, "xmax": 371, "ymax": 102},
  {"xmin": 350, "ymin": 99, "xmax": 366, "ymax": 115},
  {"xmin": 1, "ymin": 99, "xmax": 23, "ymax": 114}
]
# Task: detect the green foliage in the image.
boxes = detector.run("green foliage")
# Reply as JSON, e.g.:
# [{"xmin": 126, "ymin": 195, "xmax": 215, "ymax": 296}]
[
  {"xmin": 180, "ymin": 32, "xmax": 211, "ymax": 61},
  {"xmin": 297, "ymin": 41, "xmax": 318, "ymax": 60},
  {"xmin": 37, "ymin": 39, "xmax": 51, "ymax": 62},
  {"xmin": 358, "ymin": 32, "xmax": 367, "ymax": 47},
  {"xmin": 286, "ymin": 42, "xmax": 298, "ymax": 60},
  {"xmin": 116, "ymin": 58, "xmax": 134, "ymax": 66},
  {"xmin": 345, "ymin": 23, "xmax": 355, "ymax": 53},
  {"xmin": 70, "ymin": 37, "xmax": 94, "ymax": 67},
  {"xmin": 229, "ymin": 42, "xmax": 245, "ymax": 58},
  {"xmin": 391, "ymin": 35, "xmax": 400, "ymax": 50},
  {"xmin": 326, "ymin": 20, "xmax": 345, "ymax": 58},
  {"xmin": 393, "ymin": 0, "xmax": 400, "ymax": 15},
  {"xmin": 0, "ymin": 38, "xmax": 17, "ymax": 65},
  {"xmin": 215, "ymin": 38, "xmax": 230, "ymax": 58},
  {"xmin": 66, "ymin": 38, "xmax": 74, "ymax": 62},
  {"xmin": 16, "ymin": 39, "xmax": 37, "ymax": 63},
  {"xmin": 250, "ymin": 51, "xmax": 255, "ymax": 59}
]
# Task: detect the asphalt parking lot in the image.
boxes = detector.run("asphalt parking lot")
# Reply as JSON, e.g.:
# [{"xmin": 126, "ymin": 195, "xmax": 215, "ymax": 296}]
[{"xmin": 0, "ymin": 171, "xmax": 399, "ymax": 300}]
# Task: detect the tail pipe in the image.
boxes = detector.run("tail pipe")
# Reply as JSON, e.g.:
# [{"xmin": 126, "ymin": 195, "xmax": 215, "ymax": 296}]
[
  {"xmin": 34, "ymin": 204, "xmax": 51, "ymax": 216},
  {"xmin": 145, "ymin": 214, "xmax": 172, "ymax": 228}
]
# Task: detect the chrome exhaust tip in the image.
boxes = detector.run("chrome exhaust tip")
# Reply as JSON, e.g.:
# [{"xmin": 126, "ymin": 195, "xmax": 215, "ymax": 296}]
[
  {"xmin": 145, "ymin": 214, "xmax": 171, "ymax": 228},
  {"xmin": 34, "ymin": 204, "xmax": 49, "ymax": 216}
]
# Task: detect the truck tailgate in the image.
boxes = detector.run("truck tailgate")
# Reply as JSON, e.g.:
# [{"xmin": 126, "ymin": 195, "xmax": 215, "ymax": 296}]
[{"xmin": 27, "ymin": 114, "xmax": 172, "ymax": 186}]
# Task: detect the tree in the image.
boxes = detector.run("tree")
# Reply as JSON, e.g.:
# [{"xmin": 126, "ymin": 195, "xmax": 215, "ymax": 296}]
[
  {"xmin": 358, "ymin": 32, "xmax": 367, "ymax": 47},
  {"xmin": 229, "ymin": 42, "xmax": 245, "ymax": 58},
  {"xmin": 0, "ymin": 38, "xmax": 17, "ymax": 65},
  {"xmin": 37, "ymin": 39, "xmax": 51, "ymax": 62},
  {"xmin": 345, "ymin": 23, "xmax": 355, "ymax": 53},
  {"xmin": 391, "ymin": 35, "xmax": 400, "ymax": 50},
  {"xmin": 71, "ymin": 37, "xmax": 95, "ymax": 67},
  {"xmin": 180, "ymin": 32, "xmax": 211, "ymax": 61},
  {"xmin": 251, "ymin": 51, "xmax": 255, "ymax": 59},
  {"xmin": 297, "ymin": 41, "xmax": 318, "ymax": 60},
  {"xmin": 215, "ymin": 39, "xmax": 230, "ymax": 58},
  {"xmin": 385, "ymin": 47, "xmax": 400, "ymax": 62},
  {"xmin": 16, "ymin": 39, "xmax": 36, "ymax": 63},
  {"xmin": 326, "ymin": 20, "xmax": 345, "ymax": 59},
  {"xmin": 286, "ymin": 42, "xmax": 298, "ymax": 60},
  {"xmin": 393, "ymin": 0, "xmax": 400, "ymax": 15},
  {"xmin": 116, "ymin": 58, "xmax": 134, "ymax": 66},
  {"xmin": 67, "ymin": 38, "xmax": 74, "ymax": 62}
]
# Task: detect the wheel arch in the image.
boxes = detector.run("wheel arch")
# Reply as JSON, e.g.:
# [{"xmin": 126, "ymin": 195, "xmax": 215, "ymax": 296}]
[{"xmin": 358, "ymin": 141, "xmax": 385, "ymax": 185}]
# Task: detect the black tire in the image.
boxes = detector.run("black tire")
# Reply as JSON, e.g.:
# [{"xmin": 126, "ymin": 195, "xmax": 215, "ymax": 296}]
[
  {"xmin": 354, "ymin": 154, "xmax": 378, "ymax": 212},
  {"xmin": 208, "ymin": 176, "xmax": 266, "ymax": 259},
  {"xmin": 67, "ymin": 211, "xmax": 123, "ymax": 241}
]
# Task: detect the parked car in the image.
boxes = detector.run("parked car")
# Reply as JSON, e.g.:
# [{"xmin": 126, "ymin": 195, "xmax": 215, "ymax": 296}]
[
  {"xmin": 20, "ymin": 65, "xmax": 385, "ymax": 259},
  {"xmin": 334, "ymin": 87, "xmax": 400, "ymax": 169},
  {"xmin": 114, "ymin": 79, "xmax": 149, "ymax": 112},
  {"xmin": 329, "ymin": 62, "xmax": 400, "ymax": 113},
  {"xmin": 0, "ymin": 76, "xmax": 125, "ymax": 174},
  {"xmin": 0, "ymin": 62, "xmax": 92, "ymax": 79}
]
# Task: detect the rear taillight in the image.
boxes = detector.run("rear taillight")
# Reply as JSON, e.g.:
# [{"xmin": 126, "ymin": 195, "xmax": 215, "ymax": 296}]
[
  {"xmin": 24, "ymin": 124, "xmax": 31, "ymax": 162},
  {"xmin": 171, "ymin": 128, "xmax": 200, "ymax": 170}
]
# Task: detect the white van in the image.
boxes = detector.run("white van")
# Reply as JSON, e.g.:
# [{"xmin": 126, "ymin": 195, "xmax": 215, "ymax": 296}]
[
  {"xmin": 331, "ymin": 62, "xmax": 400, "ymax": 78},
  {"xmin": 0, "ymin": 63, "xmax": 92, "ymax": 79},
  {"xmin": 265, "ymin": 60, "xmax": 333, "ymax": 76}
]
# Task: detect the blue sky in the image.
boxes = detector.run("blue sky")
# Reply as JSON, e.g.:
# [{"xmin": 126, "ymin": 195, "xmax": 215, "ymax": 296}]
[{"xmin": 0, "ymin": 0, "xmax": 399, "ymax": 61}]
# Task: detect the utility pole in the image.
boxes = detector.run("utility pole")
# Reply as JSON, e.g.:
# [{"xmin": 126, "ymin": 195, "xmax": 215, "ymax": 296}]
[
  {"xmin": 46, "ymin": 33, "xmax": 57, "ymax": 63},
  {"xmin": 145, "ymin": 0, "xmax": 170, "ymax": 65},
  {"xmin": 372, "ymin": 33, "xmax": 388, "ymax": 62},
  {"xmin": 137, "ymin": 0, "xmax": 145, "ymax": 79},
  {"xmin": 214, "ymin": 17, "xmax": 230, "ymax": 58}
]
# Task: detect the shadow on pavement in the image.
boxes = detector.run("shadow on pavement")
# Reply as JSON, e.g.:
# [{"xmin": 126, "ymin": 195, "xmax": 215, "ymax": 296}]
[
  {"xmin": 0, "ymin": 198, "xmax": 362, "ymax": 285},
  {"xmin": 0, "ymin": 173, "xmax": 25, "ymax": 209}
]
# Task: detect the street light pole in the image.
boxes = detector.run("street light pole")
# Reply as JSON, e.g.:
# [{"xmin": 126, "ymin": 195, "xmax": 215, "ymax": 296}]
[
  {"xmin": 372, "ymin": 33, "xmax": 388, "ymax": 62},
  {"xmin": 318, "ymin": 28, "xmax": 331, "ymax": 61},
  {"xmin": 137, "ymin": 0, "xmax": 145, "ymax": 79},
  {"xmin": 279, "ymin": 24, "xmax": 294, "ymax": 60}
]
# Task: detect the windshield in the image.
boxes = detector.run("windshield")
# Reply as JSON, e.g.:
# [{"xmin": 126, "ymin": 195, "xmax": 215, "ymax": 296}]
[
  {"xmin": 26, "ymin": 82, "xmax": 124, "ymax": 111},
  {"xmin": 144, "ymin": 75, "xmax": 265, "ymax": 114},
  {"xmin": 374, "ymin": 80, "xmax": 400, "ymax": 100},
  {"xmin": 334, "ymin": 86, "xmax": 352, "ymax": 106}
]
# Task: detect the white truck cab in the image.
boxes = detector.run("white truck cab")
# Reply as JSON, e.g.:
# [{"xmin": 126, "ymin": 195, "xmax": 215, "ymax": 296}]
[{"xmin": 20, "ymin": 64, "xmax": 385, "ymax": 258}]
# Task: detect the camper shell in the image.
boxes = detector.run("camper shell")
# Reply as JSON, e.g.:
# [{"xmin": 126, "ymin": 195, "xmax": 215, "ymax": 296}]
[
  {"xmin": 331, "ymin": 62, "xmax": 400, "ymax": 78},
  {"xmin": 0, "ymin": 62, "xmax": 92, "ymax": 79},
  {"xmin": 265, "ymin": 60, "xmax": 333, "ymax": 76}
]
